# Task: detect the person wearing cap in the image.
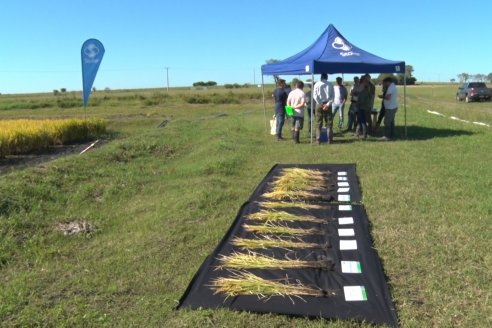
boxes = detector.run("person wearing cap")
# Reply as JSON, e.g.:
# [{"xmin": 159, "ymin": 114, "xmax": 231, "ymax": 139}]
[
  {"xmin": 313, "ymin": 73, "xmax": 335, "ymax": 144},
  {"xmin": 272, "ymin": 79, "xmax": 288, "ymax": 140}
]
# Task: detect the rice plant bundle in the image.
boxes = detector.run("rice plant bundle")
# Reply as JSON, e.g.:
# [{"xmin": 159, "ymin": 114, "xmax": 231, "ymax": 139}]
[
  {"xmin": 247, "ymin": 210, "xmax": 323, "ymax": 224},
  {"xmin": 232, "ymin": 236, "xmax": 320, "ymax": 250},
  {"xmin": 243, "ymin": 223, "xmax": 322, "ymax": 236},
  {"xmin": 282, "ymin": 168, "xmax": 327, "ymax": 181},
  {"xmin": 210, "ymin": 271, "xmax": 327, "ymax": 302},
  {"xmin": 217, "ymin": 251, "xmax": 331, "ymax": 270},
  {"xmin": 263, "ymin": 168, "xmax": 329, "ymax": 200},
  {"xmin": 258, "ymin": 201, "xmax": 325, "ymax": 210},
  {"xmin": 263, "ymin": 189, "xmax": 318, "ymax": 201}
]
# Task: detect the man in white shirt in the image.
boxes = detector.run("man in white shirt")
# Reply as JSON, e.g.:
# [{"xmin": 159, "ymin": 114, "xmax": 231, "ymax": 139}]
[
  {"xmin": 313, "ymin": 73, "xmax": 335, "ymax": 144},
  {"xmin": 380, "ymin": 77, "xmax": 398, "ymax": 140},
  {"xmin": 286, "ymin": 81, "xmax": 306, "ymax": 144}
]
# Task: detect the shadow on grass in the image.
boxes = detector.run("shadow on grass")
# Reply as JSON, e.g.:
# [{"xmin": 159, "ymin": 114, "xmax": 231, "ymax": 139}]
[
  {"xmin": 319, "ymin": 125, "xmax": 476, "ymax": 144},
  {"xmin": 402, "ymin": 125, "xmax": 475, "ymax": 140}
]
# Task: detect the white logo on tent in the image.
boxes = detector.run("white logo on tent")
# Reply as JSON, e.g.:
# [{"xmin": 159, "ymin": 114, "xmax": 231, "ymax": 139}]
[
  {"xmin": 332, "ymin": 37, "xmax": 351, "ymax": 51},
  {"xmin": 332, "ymin": 37, "xmax": 360, "ymax": 57}
]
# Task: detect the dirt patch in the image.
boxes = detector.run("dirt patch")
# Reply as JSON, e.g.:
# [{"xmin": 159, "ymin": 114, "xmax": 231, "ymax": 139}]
[
  {"xmin": 56, "ymin": 220, "xmax": 94, "ymax": 236},
  {"xmin": 0, "ymin": 140, "xmax": 106, "ymax": 175}
]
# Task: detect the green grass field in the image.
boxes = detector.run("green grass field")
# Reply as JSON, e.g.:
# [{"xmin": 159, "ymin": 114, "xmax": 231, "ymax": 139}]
[{"xmin": 0, "ymin": 84, "xmax": 491, "ymax": 327}]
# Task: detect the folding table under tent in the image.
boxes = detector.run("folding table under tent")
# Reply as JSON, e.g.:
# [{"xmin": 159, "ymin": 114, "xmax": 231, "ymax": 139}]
[{"xmin": 261, "ymin": 24, "xmax": 407, "ymax": 141}]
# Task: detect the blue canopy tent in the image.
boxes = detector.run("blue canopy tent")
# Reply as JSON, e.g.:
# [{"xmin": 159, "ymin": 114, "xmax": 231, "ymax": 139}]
[{"xmin": 261, "ymin": 24, "xmax": 407, "ymax": 141}]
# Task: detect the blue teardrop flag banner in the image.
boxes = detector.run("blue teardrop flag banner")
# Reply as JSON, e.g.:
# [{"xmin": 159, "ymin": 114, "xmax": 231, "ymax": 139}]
[{"xmin": 81, "ymin": 39, "xmax": 105, "ymax": 107}]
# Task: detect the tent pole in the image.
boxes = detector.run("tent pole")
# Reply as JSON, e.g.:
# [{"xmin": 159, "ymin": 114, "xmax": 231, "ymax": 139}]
[
  {"xmin": 404, "ymin": 74, "xmax": 407, "ymax": 138},
  {"xmin": 261, "ymin": 74, "xmax": 268, "ymax": 133},
  {"xmin": 311, "ymin": 72, "xmax": 314, "ymax": 144}
]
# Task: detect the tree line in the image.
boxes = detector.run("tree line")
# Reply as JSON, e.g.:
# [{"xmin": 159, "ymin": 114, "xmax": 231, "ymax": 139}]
[{"xmin": 454, "ymin": 73, "xmax": 492, "ymax": 83}]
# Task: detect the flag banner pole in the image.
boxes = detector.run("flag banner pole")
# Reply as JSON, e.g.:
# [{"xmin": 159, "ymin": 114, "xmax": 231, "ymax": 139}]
[
  {"xmin": 311, "ymin": 72, "xmax": 314, "ymax": 144},
  {"xmin": 262, "ymin": 74, "xmax": 268, "ymax": 133},
  {"xmin": 404, "ymin": 75, "xmax": 407, "ymax": 138}
]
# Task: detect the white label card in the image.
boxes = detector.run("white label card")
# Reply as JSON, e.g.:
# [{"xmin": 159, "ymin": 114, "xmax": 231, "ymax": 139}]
[
  {"xmin": 339, "ymin": 205, "xmax": 352, "ymax": 211},
  {"xmin": 338, "ymin": 228, "xmax": 355, "ymax": 237},
  {"xmin": 338, "ymin": 194, "xmax": 351, "ymax": 202},
  {"xmin": 337, "ymin": 177, "xmax": 348, "ymax": 181},
  {"xmin": 344, "ymin": 286, "xmax": 367, "ymax": 301},
  {"xmin": 338, "ymin": 171, "xmax": 347, "ymax": 176},
  {"xmin": 340, "ymin": 239, "xmax": 357, "ymax": 250},
  {"xmin": 338, "ymin": 217, "xmax": 354, "ymax": 225},
  {"xmin": 337, "ymin": 182, "xmax": 349, "ymax": 187},
  {"xmin": 337, "ymin": 187, "xmax": 350, "ymax": 193},
  {"xmin": 341, "ymin": 261, "xmax": 362, "ymax": 273}
]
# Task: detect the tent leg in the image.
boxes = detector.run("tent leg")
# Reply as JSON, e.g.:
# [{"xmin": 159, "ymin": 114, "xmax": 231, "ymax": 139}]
[
  {"xmin": 310, "ymin": 73, "xmax": 314, "ymax": 144},
  {"xmin": 261, "ymin": 75, "xmax": 268, "ymax": 133},
  {"xmin": 404, "ymin": 75, "xmax": 407, "ymax": 138}
]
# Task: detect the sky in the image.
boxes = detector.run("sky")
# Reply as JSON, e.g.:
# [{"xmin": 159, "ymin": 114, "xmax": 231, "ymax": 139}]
[{"xmin": 1, "ymin": 0, "xmax": 492, "ymax": 94}]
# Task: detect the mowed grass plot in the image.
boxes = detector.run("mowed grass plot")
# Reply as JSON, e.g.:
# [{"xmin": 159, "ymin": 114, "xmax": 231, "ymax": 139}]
[{"xmin": 0, "ymin": 85, "xmax": 491, "ymax": 327}]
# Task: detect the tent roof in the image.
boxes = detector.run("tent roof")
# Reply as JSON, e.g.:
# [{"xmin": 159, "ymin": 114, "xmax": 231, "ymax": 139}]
[{"xmin": 261, "ymin": 24, "xmax": 405, "ymax": 76}]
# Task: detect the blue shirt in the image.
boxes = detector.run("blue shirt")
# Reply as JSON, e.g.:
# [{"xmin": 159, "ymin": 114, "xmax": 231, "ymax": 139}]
[{"xmin": 273, "ymin": 87, "xmax": 288, "ymax": 112}]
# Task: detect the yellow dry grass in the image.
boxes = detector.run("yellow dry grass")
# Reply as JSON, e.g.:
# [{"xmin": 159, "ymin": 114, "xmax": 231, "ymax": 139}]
[{"xmin": 0, "ymin": 118, "xmax": 106, "ymax": 157}]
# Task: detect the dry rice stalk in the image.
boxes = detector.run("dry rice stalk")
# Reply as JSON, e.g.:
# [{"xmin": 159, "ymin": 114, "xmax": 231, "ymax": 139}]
[
  {"xmin": 272, "ymin": 177, "xmax": 324, "ymax": 192},
  {"xmin": 232, "ymin": 236, "xmax": 320, "ymax": 250},
  {"xmin": 217, "ymin": 251, "xmax": 330, "ymax": 270},
  {"xmin": 282, "ymin": 168, "xmax": 327, "ymax": 181},
  {"xmin": 243, "ymin": 223, "xmax": 322, "ymax": 236},
  {"xmin": 210, "ymin": 271, "xmax": 328, "ymax": 303},
  {"xmin": 257, "ymin": 201, "xmax": 325, "ymax": 210},
  {"xmin": 263, "ymin": 189, "xmax": 318, "ymax": 201},
  {"xmin": 247, "ymin": 210, "xmax": 323, "ymax": 224},
  {"xmin": 262, "ymin": 169, "xmax": 331, "ymax": 200}
]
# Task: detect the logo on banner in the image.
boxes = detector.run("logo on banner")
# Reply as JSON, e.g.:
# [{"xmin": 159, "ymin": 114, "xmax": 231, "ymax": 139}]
[
  {"xmin": 332, "ymin": 37, "xmax": 359, "ymax": 57},
  {"xmin": 81, "ymin": 39, "xmax": 105, "ymax": 107},
  {"xmin": 83, "ymin": 43, "xmax": 101, "ymax": 63}
]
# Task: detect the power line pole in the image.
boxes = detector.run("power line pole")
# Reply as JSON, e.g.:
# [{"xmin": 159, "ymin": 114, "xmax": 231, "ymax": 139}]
[
  {"xmin": 253, "ymin": 69, "xmax": 256, "ymax": 85},
  {"xmin": 165, "ymin": 67, "xmax": 170, "ymax": 92}
]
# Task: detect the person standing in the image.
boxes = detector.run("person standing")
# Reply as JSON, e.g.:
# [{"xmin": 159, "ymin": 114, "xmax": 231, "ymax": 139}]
[
  {"xmin": 313, "ymin": 73, "xmax": 334, "ymax": 144},
  {"xmin": 332, "ymin": 77, "xmax": 348, "ymax": 129},
  {"xmin": 357, "ymin": 77, "xmax": 371, "ymax": 139},
  {"xmin": 379, "ymin": 77, "xmax": 398, "ymax": 140},
  {"xmin": 272, "ymin": 79, "xmax": 288, "ymax": 141},
  {"xmin": 375, "ymin": 82, "xmax": 388, "ymax": 133},
  {"xmin": 347, "ymin": 76, "xmax": 360, "ymax": 132},
  {"xmin": 286, "ymin": 81, "xmax": 306, "ymax": 144},
  {"xmin": 364, "ymin": 73, "xmax": 376, "ymax": 134},
  {"xmin": 304, "ymin": 83, "xmax": 314, "ymax": 136}
]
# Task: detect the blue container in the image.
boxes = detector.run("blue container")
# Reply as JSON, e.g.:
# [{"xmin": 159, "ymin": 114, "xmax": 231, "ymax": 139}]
[{"xmin": 320, "ymin": 127, "xmax": 328, "ymax": 142}]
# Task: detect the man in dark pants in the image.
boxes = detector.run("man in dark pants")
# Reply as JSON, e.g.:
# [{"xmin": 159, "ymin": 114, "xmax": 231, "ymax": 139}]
[
  {"xmin": 304, "ymin": 83, "xmax": 314, "ymax": 136},
  {"xmin": 272, "ymin": 79, "xmax": 288, "ymax": 140},
  {"xmin": 313, "ymin": 73, "xmax": 334, "ymax": 144}
]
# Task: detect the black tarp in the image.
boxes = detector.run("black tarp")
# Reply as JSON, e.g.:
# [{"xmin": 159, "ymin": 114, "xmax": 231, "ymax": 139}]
[{"xmin": 177, "ymin": 164, "xmax": 398, "ymax": 327}]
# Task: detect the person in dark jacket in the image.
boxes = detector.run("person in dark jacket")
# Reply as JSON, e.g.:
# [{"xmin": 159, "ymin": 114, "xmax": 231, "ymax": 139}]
[
  {"xmin": 272, "ymin": 79, "xmax": 288, "ymax": 140},
  {"xmin": 357, "ymin": 77, "xmax": 371, "ymax": 139}
]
